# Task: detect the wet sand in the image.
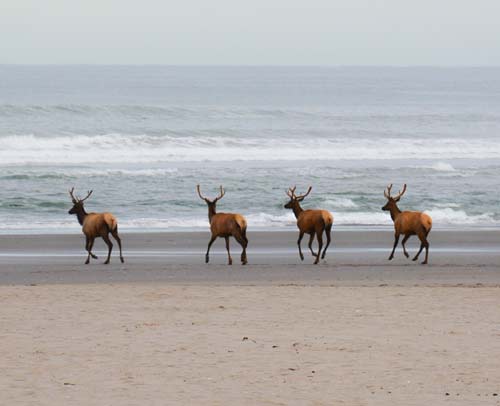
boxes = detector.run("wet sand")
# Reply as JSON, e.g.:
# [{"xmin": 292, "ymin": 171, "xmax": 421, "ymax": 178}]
[
  {"xmin": 1, "ymin": 229, "xmax": 499, "ymax": 405},
  {"xmin": 0, "ymin": 229, "xmax": 498, "ymax": 286}
]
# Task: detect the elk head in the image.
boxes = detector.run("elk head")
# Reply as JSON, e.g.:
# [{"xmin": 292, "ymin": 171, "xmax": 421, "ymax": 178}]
[
  {"xmin": 68, "ymin": 187, "xmax": 93, "ymax": 215},
  {"xmin": 197, "ymin": 185, "xmax": 225, "ymax": 214},
  {"xmin": 382, "ymin": 183, "xmax": 406, "ymax": 211},
  {"xmin": 284, "ymin": 186, "xmax": 312, "ymax": 209}
]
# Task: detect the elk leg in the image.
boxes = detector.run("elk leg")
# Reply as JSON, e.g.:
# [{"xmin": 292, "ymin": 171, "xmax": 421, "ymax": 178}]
[
  {"xmin": 88, "ymin": 237, "xmax": 98, "ymax": 259},
  {"xmin": 308, "ymin": 233, "xmax": 317, "ymax": 257},
  {"xmin": 85, "ymin": 236, "xmax": 91, "ymax": 264},
  {"xmin": 422, "ymin": 239, "xmax": 430, "ymax": 265},
  {"xmin": 314, "ymin": 230, "xmax": 323, "ymax": 264},
  {"xmin": 401, "ymin": 234, "xmax": 411, "ymax": 258},
  {"xmin": 234, "ymin": 234, "xmax": 248, "ymax": 265},
  {"xmin": 225, "ymin": 236, "xmax": 232, "ymax": 265},
  {"xmin": 413, "ymin": 229, "xmax": 430, "ymax": 264},
  {"xmin": 205, "ymin": 235, "xmax": 217, "ymax": 263},
  {"xmin": 389, "ymin": 233, "xmax": 400, "ymax": 260},
  {"xmin": 111, "ymin": 229, "xmax": 124, "ymax": 263},
  {"xmin": 102, "ymin": 234, "xmax": 113, "ymax": 265},
  {"xmin": 413, "ymin": 243, "xmax": 424, "ymax": 262},
  {"xmin": 321, "ymin": 224, "xmax": 332, "ymax": 260},
  {"xmin": 297, "ymin": 231, "xmax": 305, "ymax": 261}
]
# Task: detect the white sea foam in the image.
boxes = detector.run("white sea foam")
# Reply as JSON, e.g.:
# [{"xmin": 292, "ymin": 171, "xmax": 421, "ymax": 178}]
[
  {"xmin": 429, "ymin": 162, "xmax": 456, "ymax": 172},
  {"xmin": 1, "ymin": 134, "xmax": 500, "ymax": 165},
  {"xmin": 323, "ymin": 197, "xmax": 358, "ymax": 209},
  {"xmin": 2, "ymin": 206, "xmax": 494, "ymax": 233}
]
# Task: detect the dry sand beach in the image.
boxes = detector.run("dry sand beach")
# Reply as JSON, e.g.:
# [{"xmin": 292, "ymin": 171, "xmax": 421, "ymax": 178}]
[{"xmin": 1, "ymin": 229, "xmax": 500, "ymax": 405}]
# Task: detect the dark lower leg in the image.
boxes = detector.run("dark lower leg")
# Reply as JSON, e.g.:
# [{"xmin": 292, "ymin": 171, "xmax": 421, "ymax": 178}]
[
  {"xmin": 389, "ymin": 234, "xmax": 400, "ymax": 260},
  {"xmin": 401, "ymin": 235, "xmax": 410, "ymax": 258},
  {"xmin": 297, "ymin": 232, "xmax": 304, "ymax": 260},
  {"xmin": 235, "ymin": 234, "xmax": 248, "ymax": 265},
  {"xmin": 88, "ymin": 238, "xmax": 98, "ymax": 259},
  {"xmin": 205, "ymin": 236, "xmax": 216, "ymax": 263},
  {"xmin": 112, "ymin": 231, "xmax": 124, "ymax": 263},
  {"xmin": 85, "ymin": 236, "xmax": 91, "ymax": 264},
  {"xmin": 225, "ymin": 236, "xmax": 232, "ymax": 265},
  {"xmin": 321, "ymin": 227, "xmax": 332, "ymax": 259},
  {"xmin": 308, "ymin": 233, "xmax": 317, "ymax": 256},
  {"xmin": 314, "ymin": 232, "xmax": 323, "ymax": 264},
  {"xmin": 102, "ymin": 234, "xmax": 113, "ymax": 264}
]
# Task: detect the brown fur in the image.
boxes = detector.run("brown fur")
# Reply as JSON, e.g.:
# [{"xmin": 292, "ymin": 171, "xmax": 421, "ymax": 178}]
[
  {"xmin": 197, "ymin": 185, "xmax": 248, "ymax": 265},
  {"xmin": 68, "ymin": 188, "xmax": 124, "ymax": 265},
  {"xmin": 382, "ymin": 184, "xmax": 432, "ymax": 264},
  {"xmin": 285, "ymin": 186, "xmax": 334, "ymax": 264}
]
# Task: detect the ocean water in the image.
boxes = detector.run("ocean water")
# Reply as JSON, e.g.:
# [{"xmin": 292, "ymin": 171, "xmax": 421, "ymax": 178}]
[{"xmin": 0, "ymin": 65, "xmax": 499, "ymax": 233}]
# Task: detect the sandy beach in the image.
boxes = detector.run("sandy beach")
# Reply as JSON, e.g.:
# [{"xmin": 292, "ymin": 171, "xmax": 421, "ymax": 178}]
[{"xmin": 1, "ymin": 229, "xmax": 500, "ymax": 405}]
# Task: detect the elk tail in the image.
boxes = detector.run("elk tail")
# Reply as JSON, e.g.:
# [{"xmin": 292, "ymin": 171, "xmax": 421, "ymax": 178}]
[
  {"xmin": 423, "ymin": 215, "xmax": 433, "ymax": 235},
  {"xmin": 105, "ymin": 215, "xmax": 118, "ymax": 233},
  {"xmin": 235, "ymin": 216, "xmax": 248, "ymax": 241}
]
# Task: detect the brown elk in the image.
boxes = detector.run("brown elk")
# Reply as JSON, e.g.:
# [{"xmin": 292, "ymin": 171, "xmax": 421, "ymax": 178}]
[
  {"xmin": 68, "ymin": 188, "xmax": 124, "ymax": 265},
  {"xmin": 197, "ymin": 185, "xmax": 248, "ymax": 265},
  {"xmin": 382, "ymin": 184, "xmax": 432, "ymax": 264},
  {"xmin": 284, "ymin": 186, "xmax": 334, "ymax": 264}
]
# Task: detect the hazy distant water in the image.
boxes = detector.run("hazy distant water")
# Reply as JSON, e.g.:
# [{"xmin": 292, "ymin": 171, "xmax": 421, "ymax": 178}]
[{"xmin": 0, "ymin": 66, "xmax": 499, "ymax": 233}]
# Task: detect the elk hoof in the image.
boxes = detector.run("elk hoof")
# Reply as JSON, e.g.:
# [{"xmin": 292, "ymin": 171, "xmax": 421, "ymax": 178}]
[
  {"xmin": 412, "ymin": 257, "xmax": 418, "ymax": 262},
  {"xmin": 421, "ymin": 261, "xmax": 428, "ymax": 265},
  {"xmin": 104, "ymin": 260, "xmax": 110, "ymax": 265},
  {"xmin": 91, "ymin": 254, "xmax": 98, "ymax": 259},
  {"xmin": 84, "ymin": 260, "xmax": 89, "ymax": 265},
  {"xmin": 300, "ymin": 254, "xmax": 304, "ymax": 261},
  {"xmin": 404, "ymin": 252, "xmax": 409, "ymax": 258},
  {"xmin": 388, "ymin": 256, "xmax": 394, "ymax": 261},
  {"xmin": 205, "ymin": 256, "xmax": 209, "ymax": 264},
  {"xmin": 228, "ymin": 260, "xmax": 233, "ymax": 265},
  {"xmin": 242, "ymin": 260, "xmax": 248, "ymax": 265},
  {"xmin": 120, "ymin": 257, "xmax": 124, "ymax": 263}
]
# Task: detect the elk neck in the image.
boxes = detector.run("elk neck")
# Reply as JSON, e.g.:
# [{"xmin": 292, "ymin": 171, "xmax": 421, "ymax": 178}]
[
  {"xmin": 291, "ymin": 201, "xmax": 304, "ymax": 219},
  {"xmin": 389, "ymin": 204, "xmax": 402, "ymax": 222},
  {"xmin": 207, "ymin": 204, "xmax": 217, "ymax": 222},
  {"xmin": 75, "ymin": 205, "xmax": 88, "ymax": 226}
]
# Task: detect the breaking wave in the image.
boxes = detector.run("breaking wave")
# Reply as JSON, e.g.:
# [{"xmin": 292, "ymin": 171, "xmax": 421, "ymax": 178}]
[{"xmin": 1, "ymin": 133, "xmax": 500, "ymax": 164}]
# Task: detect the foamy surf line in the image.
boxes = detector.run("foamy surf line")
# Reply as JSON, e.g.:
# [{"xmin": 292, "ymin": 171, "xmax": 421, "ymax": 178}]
[
  {"xmin": 0, "ymin": 205, "xmax": 498, "ymax": 234},
  {"xmin": 1, "ymin": 134, "xmax": 500, "ymax": 164}
]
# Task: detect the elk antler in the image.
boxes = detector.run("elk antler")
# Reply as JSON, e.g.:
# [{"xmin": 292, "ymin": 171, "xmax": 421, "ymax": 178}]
[
  {"xmin": 80, "ymin": 190, "xmax": 93, "ymax": 202},
  {"xmin": 392, "ymin": 184, "xmax": 407, "ymax": 201},
  {"xmin": 69, "ymin": 187, "xmax": 92, "ymax": 203},
  {"xmin": 213, "ymin": 185, "xmax": 225, "ymax": 203},
  {"xmin": 384, "ymin": 184, "xmax": 393, "ymax": 199},
  {"xmin": 196, "ymin": 185, "xmax": 209, "ymax": 202},
  {"xmin": 69, "ymin": 187, "xmax": 77, "ymax": 203},
  {"xmin": 286, "ymin": 186, "xmax": 297, "ymax": 199},
  {"xmin": 384, "ymin": 183, "xmax": 406, "ymax": 201},
  {"xmin": 295, "ymin": 186, "xmax": 312, "ymax": 201}
]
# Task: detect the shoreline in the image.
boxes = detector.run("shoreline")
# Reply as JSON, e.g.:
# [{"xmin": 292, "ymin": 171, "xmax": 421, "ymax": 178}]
[
  {"xmin": 1, "ymin": 224, "xmax": 499, "ymax": 235},
  {"xmin": 0, "ymin": 229, "xmax": 498, "ymax": 286}
]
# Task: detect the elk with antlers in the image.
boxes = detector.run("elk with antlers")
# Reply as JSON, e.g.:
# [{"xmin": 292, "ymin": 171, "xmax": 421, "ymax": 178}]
[
  {"xmin": 284, "ymin": 186, "xmax": 334, "ymax": 264},
  {"xmin": 197, "ymin": 185, "xmax": 248, "ymax": 265},
  {"xmin": 382, "ymin": 184, "xmax": 432, "ymax": 264},
  {"xmin": 68, "ymin": 188, "xmax": 124, "ymax": 265}
]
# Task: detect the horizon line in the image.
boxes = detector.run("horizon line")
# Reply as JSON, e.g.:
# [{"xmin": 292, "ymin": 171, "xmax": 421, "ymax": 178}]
[{"xmin": 1, "ymin": 63, "xmax": 499, "ymax": 69}]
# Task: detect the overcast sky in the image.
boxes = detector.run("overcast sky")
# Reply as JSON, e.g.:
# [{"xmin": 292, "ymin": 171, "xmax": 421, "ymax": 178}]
[{"xmin": 1, "ymin": 0, "xmax": 499, "ymax": 65}]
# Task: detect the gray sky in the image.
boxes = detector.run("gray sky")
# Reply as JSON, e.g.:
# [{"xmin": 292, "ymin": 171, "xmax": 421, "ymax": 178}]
[{"xmin": 2, "ymin": 0, "xmax": 499, "ymax": 65}]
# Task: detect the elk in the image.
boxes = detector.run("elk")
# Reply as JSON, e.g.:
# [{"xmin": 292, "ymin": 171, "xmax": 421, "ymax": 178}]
[
  {"xmin": 68, "ymin": 188, "xmax": 124, "ymax": 265},
  {"xmin": 284, "ymin": 186, "xmax": 334, "ymax": 264},
  {"xmin": 197, "ymin": 185, "xmax": 248, "ymax": 265},
  {"xmin": 382, "ymin": 184, "xmax": 432, "ymax": 264}
]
